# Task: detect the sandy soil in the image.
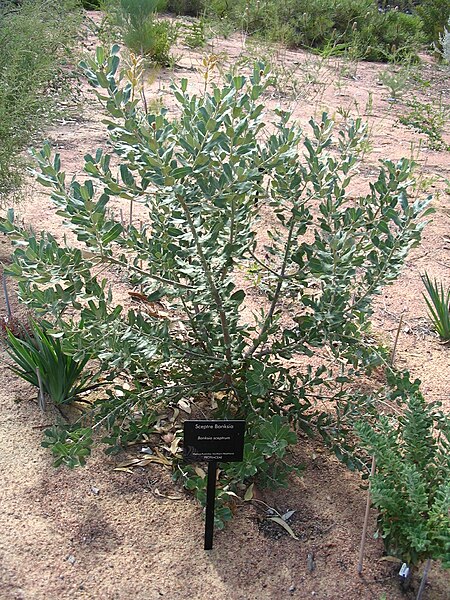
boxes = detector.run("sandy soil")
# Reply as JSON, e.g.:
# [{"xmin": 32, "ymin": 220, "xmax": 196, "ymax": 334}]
[{"xmin": 0, "ymin": 12, "xmax": 449, "ymax": 600}]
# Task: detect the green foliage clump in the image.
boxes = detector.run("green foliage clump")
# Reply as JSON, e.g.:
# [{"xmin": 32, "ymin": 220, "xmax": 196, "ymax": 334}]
[
  {"xmin": 81, "ymin": 0, "xmax": 101, "ymax": 8},
  {"xmin": 0, "ymin": 0, "xmax": 81, "ymax": 203},
  {"xmin": 399, "ymin": 97, "xmax": 450, "ymax": 151},
  {"xmin": 356, "ymin": 381, "xmax": 450, "ymax": 569},
  {"xmin": 4, "ymin": 319, "xmax": 99, "ymax": 405},
  {"xmin": 416, "ymin": 0, "xmax": 450, "ymax": 48},
  {"xmin": 103, "ymin": 0, "xmax": 174, "ymax": 64},
  {"xmin": 422, "ymin": 273, "xmax": 450, "ymax": 340},
  {"xmin": 0, "ymin": 47, "xmax": 432, "ymax": 522},
  {"xmin": 205, "ymin": 0, "xmax": 424, "ymax": 62},
  {"xmin": 42, "ymin": 424, "xmax": 94, "ymax": 467},
  {"xmin": 166, "ymin": 0, "xmax": 204, "ymax": 16}
]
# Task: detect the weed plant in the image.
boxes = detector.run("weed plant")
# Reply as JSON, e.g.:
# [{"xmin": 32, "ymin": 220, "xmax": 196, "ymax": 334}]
[
  {"xmin": 182, "ymin": 18, "xmax": 206, "ymax": 49},
  {"xmin": 399, "ymin": 97, "xmax": 450, "ymax": 151},
  {"xmin": 0, "ymin": 48, "xmax": 433, "ymax": 523},
  {"xmin": 0, "ymin": 0, "xmax": 81, "ymax": 203},
  {"xmin": 378, "ymin": 65, "xmax": 412, "ymax": 101},
  {"xmin": 439, "ymin": 17, "xmax": 450, "ymax": 62},
  {"xmin": 235, "ymin": 41, "xmax": 332, "ymax": 104}
]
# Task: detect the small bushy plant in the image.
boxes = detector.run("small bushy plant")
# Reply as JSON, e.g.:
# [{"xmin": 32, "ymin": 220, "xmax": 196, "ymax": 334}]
[
  {"xmin": 123, "ymin": 19, "xmax": 173, "ymax": 63},
  {"xmin": 439, "ymin": 17, "xmax": 450, "ymax": 62},
  {"xmin": 399, "ymin": 97, "xmax": 450, "ymax": 151},
  {"xmin": 182, "ymin": 18, "xmax": 206, "ymax": 49},
  {"xmin": 356, "ymin": 383, "xmax": 450, "ymax": 570},
  {"xmin": 0, "ymin": 47, "xmax": 433, "ymax": 522},
  {"xmin": 378, "ymin": 65, "xmax": 411, "ymax": 100},
  {"xmin": 103, "ymin": 0, "xmax": 174, "ymax": 64}
]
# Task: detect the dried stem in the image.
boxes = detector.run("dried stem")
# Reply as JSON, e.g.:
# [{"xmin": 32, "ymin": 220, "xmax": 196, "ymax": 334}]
[
  {"xmin": 416, "ymin": 559, "xmax": 431, "ymax": 600},
  {"xmin": 357, "ymin": 455, "xmax": 376, "ymax": 574},
  {"xmin": 390, "ymin": 313, "xmax": 404, "ymax": 366}
]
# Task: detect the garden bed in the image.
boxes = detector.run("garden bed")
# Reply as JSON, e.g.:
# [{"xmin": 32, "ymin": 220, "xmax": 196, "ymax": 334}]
[{"xmin": 0, "ymin": 11, "xmax": 449, "ymax": 600}]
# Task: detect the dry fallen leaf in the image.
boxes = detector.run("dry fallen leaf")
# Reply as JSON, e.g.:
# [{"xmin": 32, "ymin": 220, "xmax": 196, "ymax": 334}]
[
  {"xmin": 144, "ymin": 456, "xmax": 172, "ymax": 468},
  {"xmin": 115, "ymin": 451, "xmax": 172, "ymax": 469},
  {"xmin": 170, "ymin": 408, "xmax": 180, "ymax": 422},
  {"xmin": 177, "ymin": 398, "xmax": 191, "ymax": 414},
  {"xmin": 168, "ymin": 436, "xmax": 181, "ymax": 455},
  {"xmin": 194, "ymin": 466, "xmax": 206, "ymax": 478},
  {"xmin": 115, "ymin": 458, "xmax": 147, "ymax": 468},
  {"xmin": 268, "ymin": 516, "xmax": 299, "ymax": 540},
  {"xmin": 379, "ymin": 556, "xmax": 403, "ymax": 564},
  {"xmin": 224, "ymin": 490, "xmax": 239, "ymax": 499},
  {"xmin": 154, "ymin": 449, "xmax": 173, "ymax": 466},
  {"xmin": 153, "ymin": 488, "xmax": 183, "ymax": 501},
  {"xmin": 244, "ymin": 483, "xmax": 254, "ymax": 501}
]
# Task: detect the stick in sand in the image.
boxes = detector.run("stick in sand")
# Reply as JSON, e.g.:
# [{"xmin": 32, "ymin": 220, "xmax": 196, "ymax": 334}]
[
  {"xmin": 357, "ymin": 455, "xmax": 376, "ymax": 574},
  {"xmin": 416, "ymin": 558, "xmax": 431, "ymax": 600},
  {"xmin": 390, "ymin": 313, "xmax": 404, "ymax": 366}
]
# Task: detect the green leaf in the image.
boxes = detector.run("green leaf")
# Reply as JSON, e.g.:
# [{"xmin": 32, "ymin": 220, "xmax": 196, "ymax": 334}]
[{"xmin": 102, "ymin": 223, "xmax": 123, "ymax": 246}]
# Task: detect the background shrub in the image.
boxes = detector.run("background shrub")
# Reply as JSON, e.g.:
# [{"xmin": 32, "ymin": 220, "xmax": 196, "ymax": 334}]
[
  {"xmin": 122, "ymin": 18, "xmax": 172, "ymax": 62},
  {"xmin": 166, "ymin": 0, "xmax": 204, "ymax": 17},
  {"xmin": 99, "ymin": 0, "xmax": 448, "ymax": 59},
  {"xmin": 0, "ymin": 0, "xmax": 81, "ymax": 203},
  {"xmin": 81, "ymin": 0, "xmax": 101, "ymax": 8},
  {"xmin": 102, "ymin": 0, "xmax": 174, "ymax": 64},
  {"xmin": 201, "ymin": 0, "xmax": 424, "ymax": 62},
  {"xmin": 416, "ymin": 0, "xmax": 450, "ymax": 48}
]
